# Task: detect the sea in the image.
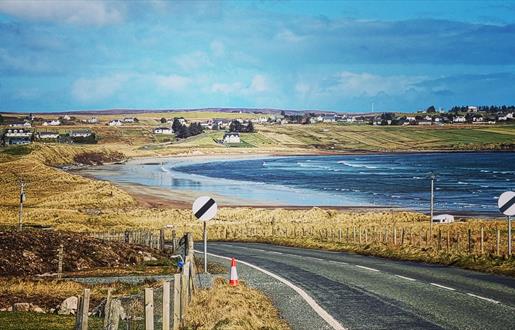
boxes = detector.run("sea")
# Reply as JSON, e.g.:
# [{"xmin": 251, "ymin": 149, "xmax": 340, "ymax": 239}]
[{"xmin": 88, "ymin": 152, "xmax": 514, "ymax": 216}]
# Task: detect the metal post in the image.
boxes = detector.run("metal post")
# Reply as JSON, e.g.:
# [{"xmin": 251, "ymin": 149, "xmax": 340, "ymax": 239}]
[
  {"xmin": 203, "ymin": 221, "xmax": 208, "ymax": 273},
  {"xmin": 18, "ymin": 179, "xmax": 25, "ymax": 231},
  {"xmin": 430, "ymin": 175, "xmax": 434, "ymax": 237},
  {"xmin": 509, "ymin": 216, "xmax": 512, "ymax": 256}
]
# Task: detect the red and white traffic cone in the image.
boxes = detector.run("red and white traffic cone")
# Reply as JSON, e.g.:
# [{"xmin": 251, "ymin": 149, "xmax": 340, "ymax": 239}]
[{"xmin": 229, "ymin": 257, "xmax": 239, "ymax": 286}]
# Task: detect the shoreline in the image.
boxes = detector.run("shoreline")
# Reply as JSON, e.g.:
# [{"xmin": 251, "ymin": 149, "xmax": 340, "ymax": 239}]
[{"xmin": 72, "ymin": 152, "xmax": 508, "ymax": 219}]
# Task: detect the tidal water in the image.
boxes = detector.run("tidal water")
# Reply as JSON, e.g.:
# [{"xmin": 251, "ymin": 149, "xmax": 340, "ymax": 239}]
[{"xmin": 90, "ymin": 152, "xmax": 514, "ymax": 215}]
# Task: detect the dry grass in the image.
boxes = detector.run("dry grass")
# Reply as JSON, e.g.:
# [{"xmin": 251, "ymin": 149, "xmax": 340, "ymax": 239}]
[{"xmin": 184, "ymin": 278, "xmax": 290, "ymax": 330}]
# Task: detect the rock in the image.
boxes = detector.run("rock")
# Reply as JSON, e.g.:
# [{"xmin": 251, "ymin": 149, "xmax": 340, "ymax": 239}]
[
  {"xmin": 32, "ymin": 305, "xmax": 45, "ymax": 313},
  {"xmin": 57, "ymin": 296, "xmax": 78, "ymax": 315},
  {"xmin": 49, "ymin": 308, "xmax": 56, "ymax": 314},
  {"xmin": 13, "ymin": 303, "xmax": 31, "ymax": 312}
]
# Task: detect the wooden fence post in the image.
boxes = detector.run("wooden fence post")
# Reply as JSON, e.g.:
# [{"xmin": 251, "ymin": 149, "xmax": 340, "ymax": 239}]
[
  {"xmin": 446, "ymin": 230, "xmax": 450, "ymax": 250},
  {"xmin": 163, "ymin": 282, "xmax": 170, "ymax": 330},
  {"xmin": 401, "ymin": 228, "xmax": 405, "ymax": 246},
  {"xmin": 103, "ymin": 288, "xmax": 112, "ymax": 329},
  {"xmin": 173, "ymin": 274, "xmax": 181, "ymax": 330},
  {"xmin": 338, "ymin": 228, "xmax": 342, "ymax": 242},
  {"xmin": 393, "ymin": 227, "xmax": 397, "ymax": 245},
  {"xmin": 57, "ymin": 244, "xmax": 64, "ymax": 279},
  {"xmin": 160, "ymin": 229, "xmax": 165, "ymax": 251},
  {"xmin": 74, "ymin": 295, "xmax": 83, "ymax": 330},
  {"xmin": 80, "ymin": 289, "xmax": 90, "ymax": 330},
  {"xmin": 180, "ymin": 262, "xmax": 190, "ymax": 326},
  {"xmin": 144, "ymin": 288, "xmax": 154, "ymax": 330}
]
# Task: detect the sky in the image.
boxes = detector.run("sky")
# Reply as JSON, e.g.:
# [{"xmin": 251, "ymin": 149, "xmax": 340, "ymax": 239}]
[{"xmin": 1, "ymin": 0, "xmax": 515, "ymax": 113}]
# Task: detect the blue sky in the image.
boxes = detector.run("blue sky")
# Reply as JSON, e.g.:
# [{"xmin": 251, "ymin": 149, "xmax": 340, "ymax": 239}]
[{"xmin": 1, "ymin": 0, "xmax": 515, "ymax": 113}]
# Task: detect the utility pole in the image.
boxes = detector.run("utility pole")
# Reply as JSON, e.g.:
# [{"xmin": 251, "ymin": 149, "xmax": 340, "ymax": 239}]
[
  {"xmin": 429, "ymin": 172, "xmax": 436, "ymax": 237},
  {"xmin": 18, "ymin": 178, "xmax": 25, "ymax": 231}
]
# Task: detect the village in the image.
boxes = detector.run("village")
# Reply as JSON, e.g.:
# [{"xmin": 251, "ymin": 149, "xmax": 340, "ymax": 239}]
[{"xmin": 0, "ymin": 105, "xmax": 514, "ymax": 147}]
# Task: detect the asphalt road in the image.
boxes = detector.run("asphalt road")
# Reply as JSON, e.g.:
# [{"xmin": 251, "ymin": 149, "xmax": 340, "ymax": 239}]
[{"xmin": 200, "ymin": 242, "xmax": 515, "ymax": 330}]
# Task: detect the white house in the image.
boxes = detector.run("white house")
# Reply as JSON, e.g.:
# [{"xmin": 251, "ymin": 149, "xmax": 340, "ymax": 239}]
[
  {"xmin": 87, "ymin": 117, "xmax": 98, "ymax": 124},
  {"xmin": 37, "ymin": 132, "xmax": 60, "ymax": 139},
  {"xmin": 322, "ymin": 115, "xmax": 336, "ymax": 123},
  {"xmin": 70, "ymin": 129, "xmax": 92, "ymax": 138},
  {"xmin": 108, "ymin": 119, "xmax": 122, "ymax": 126},
  {"xmin": 42, "ymin": 119, "xmax": 61, "ymax": 126},
  {"xmin": 123, "ymin": 117, "xmax": 136, "ymax": 123},
  {"xmin": 467, "ymin": 106, "xmax": 478, "ymax": 112},
  {"xmin": 453, "ymin": 116, "xmax": 466, "ymax": 123},
  {"xmin": 223, "ymin": 132, "xmax": 241, "ymax": 144},
  {"xmin": 62, "ymin": 115, "xmax": 71, "ymax": 120},
  {"xmin": 5, "ymin": 129, "xmax": 32, "ymax": 138},
  {"xmin": 432, "ymin": 214, "xmax": 455, "ymax": 224},
  {"xmin": 153, "ymin": 127, "xmax": 174, "ymax": 135},
  {"xmin": 10, "ymin": 122, "xmax": 31, "ymax": 128}
]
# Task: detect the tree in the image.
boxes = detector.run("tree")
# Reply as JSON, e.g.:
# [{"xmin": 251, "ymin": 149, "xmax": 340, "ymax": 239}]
[
  {"xmin": 172, "ymin": 118, "xmax": 182, "ymax": 132},
  {"xmin": 229, "ymin": 120, "xmax": 243, "ymax": 132},
  {"xmin": 245, "ymin": 121, "xmax": 255, "ymax": 133},
  {"xmin": 176, "ymin": 125, "xmax": 190, "ymax": 139},
  {"xmin": 0, "ymin": 114, "xmax": 3, "ymax": 124},
  {"xmin": 160, "ymin": 117, "xmax": 167, "ymax": 124},
  {"xmin": 426, "ymin": 105, "xmax": 436, "ymax": 113}
]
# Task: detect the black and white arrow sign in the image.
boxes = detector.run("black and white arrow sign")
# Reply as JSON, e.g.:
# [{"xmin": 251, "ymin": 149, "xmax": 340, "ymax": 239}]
[
  {"xmin": 193, "ymin": 196, "xmax": 218, "ymax": 221},
  {"xmin": 498, "ymin": 191, "xmax": 515, "ymax": 216}
]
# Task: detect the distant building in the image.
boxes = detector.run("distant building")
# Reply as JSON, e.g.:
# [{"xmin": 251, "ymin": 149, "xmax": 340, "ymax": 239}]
[
  {"xmin": 43, "ymin": 119, "xmax": 61, "ymax": 126},
  {"xmin": 3, "ymin": 128, "xmax": 32, "ymax": 145},
  {"xmin": 108, "ymin": 119, "xmax": 122, "ymax": 126},
  {"xmin": 467, "ymin": 106, "xmax": 478, "ymax": 112},
  {"xmin": 86, "ymin": 117, "xmax": 98, "ymax": 124},
  {"xmin": 453, "ymin": 116, "xmax": 466, "ymax": 123},
  {"xmin": 70, "ymin": 129, "xmax": 93, "ymax": 138},
  {"xmin": 432, "ymin": 214, "xmax": 454, "ymax": 224},
  {"xmin": 223, "ymin": 132, "xmax": 240, "ymax": 144},
  {"xmin": 322, "ymin": 115, "xmax": 336, "ymax": 123},
  {"xmin": 153, "ymin": 127, "xmax": 174, "ymax": 135},
  {"xmin": 37, "ymin": 132, "xmax": 60, "ymax": 140},
  {"xmin": 123, "ymin": 117, "xmax": 137, "ymax": 123},
  {"xmin": 10, "ymin": 122, "xmax": 31, "ymax": 128}
]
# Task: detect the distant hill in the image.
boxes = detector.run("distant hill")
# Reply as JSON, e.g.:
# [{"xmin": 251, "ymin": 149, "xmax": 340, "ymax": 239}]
[{"xmin": 1, "ymin": 107, "xmax": 338, "ymax": 116}]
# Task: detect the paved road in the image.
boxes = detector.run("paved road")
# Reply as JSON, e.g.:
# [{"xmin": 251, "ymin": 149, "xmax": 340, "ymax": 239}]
[{"xmin": 200, "ymin": 242, "xmax": 515, "ymax": 330}]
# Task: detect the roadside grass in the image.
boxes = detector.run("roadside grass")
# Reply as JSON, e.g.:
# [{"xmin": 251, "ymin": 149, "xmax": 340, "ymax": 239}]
[
  {"xmin": 184, "ymin": 278, "xmax": 291, "ymax": 330},
  {"xmin": 0, "ymin": 312, "xmax": 102, "ymax": 330}
]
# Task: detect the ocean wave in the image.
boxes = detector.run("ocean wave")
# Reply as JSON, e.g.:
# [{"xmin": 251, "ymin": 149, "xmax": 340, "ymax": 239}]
[{"xmin": 337, "ymin": 160, "xmax": 377, "ymax": 169}]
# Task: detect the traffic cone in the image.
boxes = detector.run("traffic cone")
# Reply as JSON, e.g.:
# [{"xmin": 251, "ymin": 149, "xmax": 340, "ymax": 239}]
[{"xmin": 229, "ymin": 257, "xmax": 239, "ymax": 286}]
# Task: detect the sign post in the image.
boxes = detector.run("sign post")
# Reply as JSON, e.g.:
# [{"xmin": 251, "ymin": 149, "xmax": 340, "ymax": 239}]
[
  {"xmin": 498, "ymin": 191, "xmax": 515, "ymax": 256},
  {"xmin": 192, "ymin": 196, "xmax": 217, "ymax": 273}
]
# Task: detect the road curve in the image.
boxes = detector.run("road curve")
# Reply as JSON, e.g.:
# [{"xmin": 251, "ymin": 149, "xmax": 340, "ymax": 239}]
[{"xmin": 200, "ymin": 242, "xmax": 515, "ymax": 330}]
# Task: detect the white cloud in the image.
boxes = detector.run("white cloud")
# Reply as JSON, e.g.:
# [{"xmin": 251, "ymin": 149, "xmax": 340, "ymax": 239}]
[
  {"xmin": 174, "ymin": 51, "xmax": 212, "ymax": 71},
  {"xmin": 211, "ymin": 82, "xmax": 243, "ymax": 94},
  {"xmin": 0, "ymin": 0, "xmax": 124, "ymax": 26},
  {"xmin": 250, "ymin": 74, "xmax": 269, "ymax": 93},
  {"xmin": 329, "ymin": 71, "xmax": 423, "ymax": 97},
  {"xmin": 155, "ymin": 74, "xmax": 191, "ymax": 91},
  {"xmin": 210, "ymin": 40, "xmax": 225, "ymax": 57},
  {"xmin": 71, "ymin": 74, "xmax": 128, "ymax": 102},
  {"xmin": 276, "ymin": 29, "xmax": 304, "ymax": 43}
]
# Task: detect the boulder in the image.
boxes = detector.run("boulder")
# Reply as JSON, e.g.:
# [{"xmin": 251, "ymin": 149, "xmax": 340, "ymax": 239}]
[
  {"xmin": 58, "ymin": 296, "xmax": 78, "ymax": 315},
  {"xmin": 13, "ymin": 303, "xmax": 31, "ymax": 312},
  {"xmin": 32, "ymin": 305, "xmax": 45, "ymax": 313}
]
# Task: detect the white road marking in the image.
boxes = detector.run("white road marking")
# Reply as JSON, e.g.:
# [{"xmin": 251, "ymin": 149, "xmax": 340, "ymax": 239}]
[
  {"xmin": 309, "ymin": 257, "xmax": 324, "ymax": 261},
  {"xmin": 328, "ymin": 260, "xmax": 348, "ymax": 265},
  {"xmin": 269, "ymin": 251, "xmax": 283, "ymax": 255},
  {"xmin": 430, "ymin": 283, "xmax": 455, "ymax": 291},
  {"xmin": 467, "ymin": 293, "xmax": 500, "ymax": 304},
  {"xmin": 197, "ymin": 250, "xmax": 346, "ymax": 330},
  {"xmin": 355, "ymin": 265, "xmax": 380, "ymax": 272},
  {"xmin": 395, "ymin": 275, "xmax": 416, "ymax": 281}
]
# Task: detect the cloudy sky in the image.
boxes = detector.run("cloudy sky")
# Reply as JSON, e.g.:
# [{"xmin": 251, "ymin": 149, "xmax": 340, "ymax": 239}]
[{"xmin": 1, "ymin": 0, "xmax": 515, "ymax": 113}]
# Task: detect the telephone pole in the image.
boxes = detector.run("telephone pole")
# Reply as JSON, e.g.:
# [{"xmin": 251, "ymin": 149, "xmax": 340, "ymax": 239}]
[{"xmin": 18, "ymin": 178, "xmax": 25, "ymax": 231}]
